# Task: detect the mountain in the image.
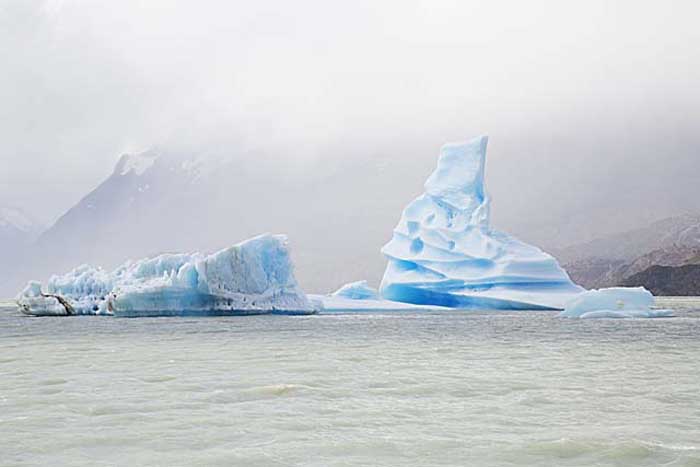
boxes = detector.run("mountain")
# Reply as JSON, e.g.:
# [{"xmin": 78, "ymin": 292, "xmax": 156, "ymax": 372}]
[
  {"xmin": 1, "ymin": 206, "xmax": 41, "ymax": 243},
  {"xmin": 1, "ymin": 147, "xmax": 423, "ymax": 297},
  {"xmin": 560, "ymin": 216, "xmax": 700, "ymax": 291},
  {"xmin": 555, "ymin": 214, "xmax": 700, "ymax": 264},
  {"xmin": 621, "ymin": 264, "xmax": 700, "ymax": 296},
  {"xmin": 0, "ymin": 206, "xmax": 44, "ymax": 291},
  {"xmin": 562, "ymin": 257, "xmax": 629, "ymax": 290}
]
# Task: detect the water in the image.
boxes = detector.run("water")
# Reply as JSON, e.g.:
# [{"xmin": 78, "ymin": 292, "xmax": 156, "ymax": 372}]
[{"xmin": 1, "ymin": 299, "xmax": 699, "ymax": 466}]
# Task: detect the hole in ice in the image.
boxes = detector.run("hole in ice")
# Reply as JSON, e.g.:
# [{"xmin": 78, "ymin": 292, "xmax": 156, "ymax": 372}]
[
  {"xmin": 447, "ymin": 240, "xmax": 456, "ymax": 250},
  {"xmin": 410, "ymin": 237, "xmax": 424, "ymax": 254},
  {"xmin": 425, "ymin": 213, "xmax": 436, "ymax": 224},
  {"xmin": 407, "ymin": 221, "xmax": 420, "ymax": 235},
  {"xmin": 446, "ymin": 211, "xmax": 455, "ymax": 227}
]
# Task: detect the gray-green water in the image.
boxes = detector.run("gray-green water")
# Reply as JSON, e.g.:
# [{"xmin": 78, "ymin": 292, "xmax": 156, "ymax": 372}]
[{"xmin": 1, "ymin": 298, "xmax": 699, "ymax": 466}]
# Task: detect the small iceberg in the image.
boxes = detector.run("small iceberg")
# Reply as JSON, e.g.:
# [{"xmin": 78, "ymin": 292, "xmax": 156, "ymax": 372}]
[
  {"xmin": 331, "ymin": 280, "xmax": 379, "ymax": 300},
  {"xmin": 17, "ymin": 281, "xmax": 76, "ymax": 316},
  {"xmin": 17, "ymin": 234, "xmax": 319, "ymax": 317},
  {"xmin": 559, "ymin": 287, "xmax": 673, "ymax": 319}
]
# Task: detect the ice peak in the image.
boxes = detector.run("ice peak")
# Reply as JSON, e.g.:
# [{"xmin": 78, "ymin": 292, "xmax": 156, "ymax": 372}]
[{"xmin": 424, "ymin": 135, "xmax": 490, "ymax": 226}]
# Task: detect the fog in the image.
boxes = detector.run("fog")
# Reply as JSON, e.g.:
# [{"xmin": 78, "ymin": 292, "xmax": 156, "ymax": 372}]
[{"xmin": 2, "ymin": 0, "xmax": 699, "ymax": 247}]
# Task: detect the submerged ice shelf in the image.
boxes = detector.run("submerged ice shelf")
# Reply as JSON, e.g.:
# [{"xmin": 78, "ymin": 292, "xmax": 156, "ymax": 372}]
[
  {"xmin": 17, "ymin": 234, "xmax": 319, "ymax": 317},
  {"xmin": 378, "ymin": 136, "xmax": 584, "ymax": 310}
]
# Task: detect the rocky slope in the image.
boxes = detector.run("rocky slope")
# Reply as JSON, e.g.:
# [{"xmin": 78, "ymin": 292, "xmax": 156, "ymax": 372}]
[
  {"xmin": 556, "ymin": 214, "xmax": 700, "ymax": 263},
  {"xmin": 562, "ymin": 216, "xmax": 700, "ymax": 292},
  {"xmin": 621, "ymin": 264, "xmax": 700, "ymax": 296}
]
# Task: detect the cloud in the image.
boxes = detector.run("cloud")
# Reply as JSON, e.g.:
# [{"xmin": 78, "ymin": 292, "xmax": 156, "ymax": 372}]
[{"xmin": 0, "ymin": 0, "xmax": 698, "ymax": 242}]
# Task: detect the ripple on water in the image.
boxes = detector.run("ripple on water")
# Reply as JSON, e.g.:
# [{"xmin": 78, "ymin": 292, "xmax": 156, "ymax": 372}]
[
  {"xmin": 502, "ymin": 438, "xmax": 700, "ymax": 466},
  {"xmin": 0, "ymin": 306, "xmax": 699, "ymax": 466}
]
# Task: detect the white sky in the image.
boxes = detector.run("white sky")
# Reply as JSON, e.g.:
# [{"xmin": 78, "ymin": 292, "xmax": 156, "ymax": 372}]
[{"xmin": 1, "ymin": 0, "xmax": 699, "ymax": 232}]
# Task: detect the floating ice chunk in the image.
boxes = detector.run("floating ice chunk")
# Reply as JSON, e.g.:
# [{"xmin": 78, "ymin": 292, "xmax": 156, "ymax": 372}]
[
  {"xmin": 331, "ymin": 280, "xmax": 379, "ymax": 300},
  {"xmin": 560, "ymin": 287, "xmax": 674, "ymax": 319},
  {"xmin": 16, "ymin": 280, "xmax": 74, "ymax": 316},
  {"xmin": 379, "ymin": 136, "xmax": 583, "ymax": 310},
  {"xmin": 17, "ymin": 234, "xmax": 319, "ymax": 317}
]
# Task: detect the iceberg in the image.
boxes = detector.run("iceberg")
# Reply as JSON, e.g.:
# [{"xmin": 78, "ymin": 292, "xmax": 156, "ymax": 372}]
[
  {"xmin": 379, "ymin": 136, "xmax": 584, "ymax": 310},
  {"xmin": 331, "ymin": 280, "xmax": 379, "ymax": 300},
  {"xmin": 17, "ymin": 281, "xmax": 76, "ymax": 316},
  {"xmin": 17, "ymin": 234, "xmax": 319, "ymax": 317},
  {"xmin": 559, "ymin": 287, "xmax": 673, "ymax": 319}
]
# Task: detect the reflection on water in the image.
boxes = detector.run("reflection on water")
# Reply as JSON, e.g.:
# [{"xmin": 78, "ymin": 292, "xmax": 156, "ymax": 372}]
[{"xmin": 1, "ymin": 299, "xmax": 699, "ymax": 466}]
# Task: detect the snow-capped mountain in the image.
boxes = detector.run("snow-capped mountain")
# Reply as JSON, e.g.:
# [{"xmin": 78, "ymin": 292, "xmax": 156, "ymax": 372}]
[{"xmin": 1, "ymin": 147, "xmax": 412, "ymax": 297}]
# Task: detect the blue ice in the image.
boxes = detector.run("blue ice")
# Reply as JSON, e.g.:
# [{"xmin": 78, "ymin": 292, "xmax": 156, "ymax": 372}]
[
  {"xmin": 17, "ymin": 234, "xmax": 318, "ymax": 317},
  {"xmin": 379, "ymin": 136, "xmax": 584, "ymax": 310}
]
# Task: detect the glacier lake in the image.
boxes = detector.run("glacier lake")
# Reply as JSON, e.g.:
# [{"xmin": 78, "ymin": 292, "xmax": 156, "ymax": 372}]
[{"xmin": 1, "ymin": 298, "xmax": 699, "ymax": 467}]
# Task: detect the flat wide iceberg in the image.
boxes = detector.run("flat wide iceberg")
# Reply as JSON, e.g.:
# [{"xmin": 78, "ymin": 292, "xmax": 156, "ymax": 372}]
[
  {"xmin": 559, "ymin": 287, "xmax": 673, "ymax": 319},
  {"xmin": 380, "ymin": 136, "xmax": 584, "ymax": 310},
  {"xmin": 17, "ymin": 234, "xmax": 319, "ymax": 317}
]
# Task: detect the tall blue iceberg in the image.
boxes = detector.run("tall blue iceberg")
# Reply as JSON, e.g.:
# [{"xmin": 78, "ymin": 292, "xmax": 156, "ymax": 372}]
[{"xmin": 380, "ymin": 136, "xmax": 583, "ymax": 310}]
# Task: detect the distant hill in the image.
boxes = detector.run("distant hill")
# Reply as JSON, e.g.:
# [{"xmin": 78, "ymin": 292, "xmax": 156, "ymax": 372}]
[
  {"xmin": 621, "ymin": 264, "xmax": 700, "ymax": 296},
  {"xmin": 556, "ymin": 214, "xmax": 700, "ymax": 264},
  {"xmin": 0, "ymin": 206, "xmax": 44, "ymax": 292},
  {"xmin": 560, "ymin": 216, "xmax": 700, "ymax": 292},
  {"xmin": 0, "ymin": 206, "xmax": 43, "ymax": 246}
]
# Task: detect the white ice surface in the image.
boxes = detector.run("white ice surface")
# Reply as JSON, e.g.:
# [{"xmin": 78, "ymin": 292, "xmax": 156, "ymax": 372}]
[
  {"xmin": 17, "ymin": 234, "xmax": 318, "ymax": 316},
  {"xmin": 380, "ymin": 136, "xmax": 583, "ymax": 310},
  {"xmin": 559, "ymin": 287, "xmax": 674, "ymax": 319}
]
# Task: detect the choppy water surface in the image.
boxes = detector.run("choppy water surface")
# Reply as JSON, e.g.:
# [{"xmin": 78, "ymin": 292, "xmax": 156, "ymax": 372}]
[{"xmin": 1, "ymin": 299, "xmax": 699, "ymax": 467}]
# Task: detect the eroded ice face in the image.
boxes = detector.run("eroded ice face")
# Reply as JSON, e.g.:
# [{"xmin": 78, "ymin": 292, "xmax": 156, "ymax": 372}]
[
  {"xmin": 380, "ymin": 136, "xmax": 583, "ymax": 310},
  {"xmin": 17, "ymin": 234, "xmax": 318, "ymax": 317}
]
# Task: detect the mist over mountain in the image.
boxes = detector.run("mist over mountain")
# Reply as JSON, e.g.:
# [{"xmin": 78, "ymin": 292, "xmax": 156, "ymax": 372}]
[
  {"xmin": 2, "ymin": 1, "xmax": 700, "ymax": 296},
  {"xmin": 3, "ymin": 145, "xmax": 418, "ymax": 296},
  {"xmin": 0, "ymin": 207, "xmax": 44, "ymax": 292},
  {"xmin": 556, "ymin": 214, "xmax": 700, "ymax": 264},
  {"xmin": 4, "ymin": 137, "xmax": 699, "ymax": 298},
  {"xmin": 0, "ymin": 206, "xmax": 43, "ymax": 245},
  {"xmin": 560, "ymin": 215, "xmax": 700, "ymax": 290}
]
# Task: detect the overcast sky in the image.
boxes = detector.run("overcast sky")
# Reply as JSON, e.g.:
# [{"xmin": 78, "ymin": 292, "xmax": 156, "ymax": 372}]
[{"xmin": 1, "ymin": 0, "xmax": 699, "ymax": 237}]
